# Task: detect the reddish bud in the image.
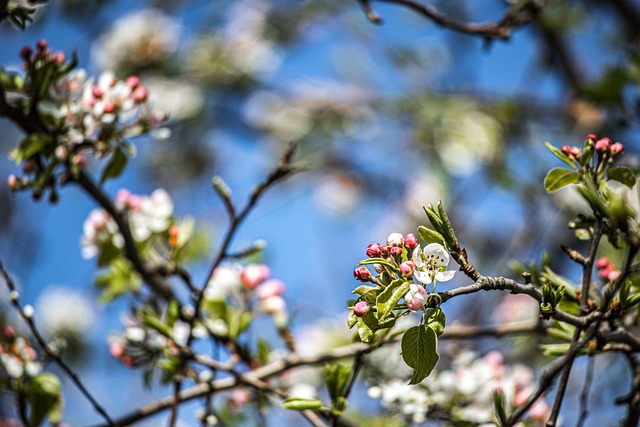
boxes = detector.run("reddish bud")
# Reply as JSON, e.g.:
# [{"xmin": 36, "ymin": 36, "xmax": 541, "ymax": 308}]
[
  {"xmin": 19, "ymin": 46, "xmax": 32, "ymax": 60},
  {"xmin": 241, "ymin": 264, "xmax": 271, "ymax": 289},
  {"xmin": 594, "ymin": 138, "xmax": 610, "ymax": 153},
  {"xmin": 7, "ymin": 174, "xmax": 18, "ymax": 189},
  {"xmin": 610, "ymin": 142, "xmax": 624, "ymax": 155},
  {"xmin": 92, "ymin": 86, "xmax": 104, "ymax": 99},
  {"xmin": 386, "ymin": 233, "xmax": 404, "ymax": 247},
  {"xmin": 133, "ymin": 86, "xmax": 148, "ymax": 103},
  {"xmin": 353, "ymin": 266, "xmax": 372, "ymax": 282},
  {"xmin": 389, "ymin": 246, "xmax": 402, "ymax": 256},
  {"xmin": 569, "ymin": 147, "xmax": 581, "ymax": 157},
  {"xmin": 586, "ymin": 134, "xmax": 597, "ymax": 141},
  {"xmin": 103, "ymin": 101, "xmax": 115, "ymax": 114},
  {"xmin": 399, "ymin": 261, "xmax": 416, "ymax": 277},
  {"xmin": 126, "ymin": 75, "xmax": 141, "ymax": 89},
  {"xmin": 168, "ymin": 225, "xmax": 179, "ymax": 247},
  {"xmin": 0, "ymin": 325, "xmax": 16, "ymax": 341},
  {"xmin": 595, "ymin": 257, "xmax": 610, "ymax": 270},
  {"xmin": 353, "ymin": 301, "xmax": 370, "ymax": 317},
  {"xmin": 51, "ymin": 51, "xmax": 65, "ymax": 65},
  {"xmin": 255, "ymin": 279, "xmax": 285, "ymax": 299},
  {"xmin": 598, "ymin": 266, "xmax": 613, "ymax": 280},
  {"xmin": 36, "ymin": 39, "xmax": 47, "ymax": 51},
  {"xmin": 366, "ymin": 242, "xmax": 382, "ymax": 258},
  {"xmin": 608, "ymin": 270, "xmax": 620, "ymax": 281},
  {"xmin": 404, "ymin": 233, "xmax": 418, "ymax": 250}
]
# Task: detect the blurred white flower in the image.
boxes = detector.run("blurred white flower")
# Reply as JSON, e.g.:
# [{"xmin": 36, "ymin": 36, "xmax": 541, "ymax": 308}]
[
  {"xmin": 204, "ymin": 264, "xmax": 243, "ymax": 300},
  {"xmin": 313, "ymin": 172, "xmax": 362, "ymax": 215},
  {"xmin": 36, "ymin": 287, "xmax": 95, "ymax": 335},
  {"xmin": 144, "ymin": 77, "xmax": 204, "ymax": 121},
  {"xmin": 92, "ymin": 8, "xmax": 182, "ymax": 70}
]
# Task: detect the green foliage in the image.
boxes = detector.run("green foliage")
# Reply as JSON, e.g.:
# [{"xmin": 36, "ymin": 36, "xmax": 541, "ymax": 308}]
[
  {"xmin": 25, "ymin": 373, "xmax": 63, "ymax": 427},
  {"xmin": 95, "ymin": 257, "xmax": 142, "ymax": 302},
  {"xmin": 100, "ymin": 146, "xmax": 128, "ymax": 184},
  {"xmin": 401, "ymin": 325, "xmax": 439, "ymax": 384},
  {"xmin": 544, "ymin": 168, "xmax": 580, "ymax": 193},
  {"xmin": 282, "ymin": 397, "xmax": 324, "ymax": 411},
  {"xmin": 376, "ymin": 280, "xmax": 410, "ymax": 320}
]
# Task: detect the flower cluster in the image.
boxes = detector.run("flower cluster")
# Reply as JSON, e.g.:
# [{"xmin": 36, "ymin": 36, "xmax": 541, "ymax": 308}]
[
  {"xmin": 353, "ymin": 233, "xmax": 455, "ymax": 314},
  {"xmin": 0, "ymin": 326, "xmax": 41, "ymax": 380},
  {"xmin": 368, "ymin": 350, "xmax": 550, "ymax": 425},
  {"xmin": 38, "ymin": 68, "xmax": 168, "ymax": 151},
  {"xmin": 205, "ymin": 262, "xmax": 287, "ymax": 315},
  {"xmin": 562, "ymin": 134, "xmax": 624, "ymax": 162},
  {"xmin": 81, "ymin": 188, "xmax": 175, "ymax": 259},
  {"xmin": 595, "ymin": 257, "xmax": 620, "ymax": 282}
]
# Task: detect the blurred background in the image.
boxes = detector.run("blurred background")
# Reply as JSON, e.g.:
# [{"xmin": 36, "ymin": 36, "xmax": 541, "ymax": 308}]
[{"xmin": 1, "ymin": 0, "xmax": 640, "ymax": 425}]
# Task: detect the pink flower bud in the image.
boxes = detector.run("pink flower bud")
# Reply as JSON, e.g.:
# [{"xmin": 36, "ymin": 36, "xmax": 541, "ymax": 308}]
[
  {"xmin": 353, "ymin": 301, "xmax": 370, "ymax": 317},
  {"xmin": 133, "ymin": 86, "xmax": 149, "ymax": 103},
  {"xmin": 1, "ymin": 325, "xmax": 16, "ymax": 341},
  {"xmin": 595, "ymin": 257, "xmax": 610, "ymax": 270},
  {"xmin": 389, "ymin": 246, "xmax": 402, "ymax": 256},
  {"xmin": 405, "ymin": 284, "xmax": 428, "ymax": 312},
  {"xmin": 598, "ymin": 266, "xmax": 613, "ymax": 280},
  {"xmin": 386, "ymin": 233, "xmax": 404, "ymax": 247},
  {"xmin": 353, "ymin": 266, "xmax": 372, "ymax": 282},
  {"xmin": 115, "ymin": 188, "xmax": 132, "ymax": 208},
  {"xmin": 103, "ymin": 101, "xmax": 115, "ymax": 114},
  {"xmin": 261, "ymin": 295, "xmax": 286, "ymax": 314},
  {"xmin": 399, "ymin": 261, "xmax": 416, "ymax": 277},
  {"xmin": 240, "ymin": 264, "xmax": 271, "ymax": 289},
  {"xmin": 569, "ymin": 147, "xmax": 581, "ymax": 157},
  {"xmin": 586, "ymin": 134, "xmax": 596, "ymax": 141},
  {"xmin": 255, "ymin": 279, "xmax": 285, "ymax": 299},
  {"xmin": 51, "ymin": 51, "xmax": 65, "ymax": 65},
  {"xmin": 126, "ymin": 75, "xmax": 141, "ymax": 89},
  {"xmin": 109, "ymin": 342, "xmax": 124, "ymax": 358},
  {"xmin": 610, "ymin": 142, "xmax": 624, "ymax": 155},
  {"xmin": 73, "ymin": 153, "xmax": 87, "ymax": 167},
  {"xmin": 561, "ymin": 145, "xmax": 580, "ymax": 157},
  {"xmin": 607, "ymin": 270, "xmax": 620, "ymax": 281},
  {"xmin": 404, "ymin": 233, "xmax": 418, "ymax": 250},
  {"xmin": 92, "ymin": 86, "xmax": 104, "ymax": 99},
  {"xmin": 561, "ymin": 145, "xmax": 571, "ymax": 155},
  {"xmin": 19, "ymin": 46, "xmax": 32, "ymax": 60},
  {"xmin": 36, "ymin": 39, "xmax": 47, "ymax": 51},
  {"xmin": 594, "ymin": 138, "xmax": 610, "ymax": 153},
  {"xmin": 7, "ymin": 174, "xmax": 18, "ymax": 189},
  {"xmin": 366, "ymin": 242, "xmax": 382, "ymax": 258}
]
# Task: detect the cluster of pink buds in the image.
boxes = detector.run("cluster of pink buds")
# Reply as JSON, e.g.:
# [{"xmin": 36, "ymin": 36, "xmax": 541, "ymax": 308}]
[
  {"xmin": 561, "ymin": 145, "xmax": 581, "ymax": 158},
  {"xmin": 365, "ymin": 233, "xmax": 418, "ymax": 258},
  {"xmin": 0, "ymin": 325, "xmax": 41, "ymax": 379},
  {"xmin": 20, "ymin": 39, "xmax": 66, "ymax": 69},
  {"xmin": 596, "ymin": 257, "xmax": 620, "ymax": 282},
  {"xmin": 590, "ymin": 134, "xmax": 624, "ymax": 156},
  {"xmin": 241, "ymin": 264, "xmax": 287, "ymax": 314}
]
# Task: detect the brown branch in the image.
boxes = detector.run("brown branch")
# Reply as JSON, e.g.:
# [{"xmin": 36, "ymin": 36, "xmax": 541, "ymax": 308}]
[
  {"xmin": 0, "ymin": 262, "xmax": 115, "ymax": 426},
  {"xmin": 368, "ymin": 0, "xmax": 537, "ymax": 40}
]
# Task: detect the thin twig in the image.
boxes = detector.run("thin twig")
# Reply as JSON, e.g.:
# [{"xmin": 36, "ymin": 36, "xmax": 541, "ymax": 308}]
[{"xmin": 0, "ymin": 262, "xmax": 115, "ymax": 426}]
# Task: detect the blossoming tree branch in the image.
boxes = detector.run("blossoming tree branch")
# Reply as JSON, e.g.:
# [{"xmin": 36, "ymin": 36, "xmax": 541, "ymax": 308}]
[{"xmin": 0, "ymin": 3, "xmax": 639, "ymax": 427}]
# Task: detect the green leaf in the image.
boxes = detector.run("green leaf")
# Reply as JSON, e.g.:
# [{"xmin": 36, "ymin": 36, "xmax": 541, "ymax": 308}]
[
  {"xmin": 437, "ymin": 201, "xmax": 457, "ymax": 248},
  {"xmin": 352, "ymin": 285, "xmax": 378, "ymax": 296},
  {"xmin": 417, "ymin": 226, "xmax": 446, "ymax": 247},
  {"xmin": 356, "ymin": 312, "xmax": 377, "ymax": 343},
  {"xmin": 423, "ymin": 204, "xmax": 444, "ymax": 236},
  {"xmin": 401, "ymin": 325, "xmax": 439, "ymax": 384},
  {"xmin": 427, "ymin": 308, "xmax": 446, "ymax": 336},
  {"xmin": 282, "ymin": 398, "xmax": 323, "ymax": 411},
  {"xmin": 325, "ymin": 363, "xmax": 351, "ymax": 403},
  {"xmin": 140, "ymin": 309, "xmax": 172, "ymax": 338},
  {"xmin": 608, "ymin": 167, "xmax": 637, "ymax": 188},
  {"xmin": 100, "ymin": 147, "xmax": 128, "ymax": 184},
  {"xmin": 545, "ymin": 142, "xmax": 576, "ymax": 169},
  {"xmin": 26, "ymin": 373, "xmax": 63, "ymax": 427},
  {"xmin": 376, "ymin": 280, "xmax": 410, "ymax": 320},
  {"xmin": 347, "ymin": 311, "xmax": 358, "ymax": 329},
  {"xmin": 544, "ymin": 168, "xmax": 580, "ymax": 193}
]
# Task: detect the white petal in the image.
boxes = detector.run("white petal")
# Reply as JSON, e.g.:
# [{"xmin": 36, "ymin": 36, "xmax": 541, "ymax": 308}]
[
  {"xmin": 436, "ymin": 270, "xmax": 456, "ymax": 282},
  {"xmin": 413, "ymin": 271, "xmax": 432, "ymax": 284},
  {"xmin": 424, "ymin": 243, "xmax": 450, "ymax": 266},
  {"xmin": 412, "ymin": 246, "xmax": 423, "ymax": 267}
]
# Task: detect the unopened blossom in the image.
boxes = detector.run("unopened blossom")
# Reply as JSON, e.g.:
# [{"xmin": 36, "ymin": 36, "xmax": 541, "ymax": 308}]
[
  {"xmin": 261, "ymin": 295, "xmax": 286, "ymax": 314},
  {"xmin": 389, "ymin": 246, "xmax": 403, "ymax": 257},
  {"xmin": 204, "ymin": 264, "xmax": 243, "ymax": 300},
  {"xmin": 366, "ymin": 242, "xmax": 382, "ymax": 258},
  {"xmin": 240, "ymin": 264, "xmax": 271, "ymax": 289},
  {"xmin": 412, "ymin": 243, "xmax": 456, "ymax": 285},
  {"xmin": 610, "ymin": 142, "xmax": 624, "ymax": 155},
  {"xmin": 255, "ymin": 279, "xmax": 285, "ymax": 300},
  {"xmin": 404, "ymin": 233, "xmax": 418, "ymax": 250},
  {"xmin": 353, "ymin": 266, "xmax": 372, "ymax": 282},
  {"xmin": 399, "ymin": 261, "xmax": 416, "ymax": 277},
  {"xmin": 386, "ymin": 233, "xmax": 404, "ymax": 247},
  {"xmin": 353, "ymin": 301, "xmax": 370, "ymax": 317},
  {"xmin": 404, "ymin": 284, "xmax": 429, "ymax": 312},
  {"xmin": 595, "ymin": 138, "xmax": 610, "ymax": 153}
]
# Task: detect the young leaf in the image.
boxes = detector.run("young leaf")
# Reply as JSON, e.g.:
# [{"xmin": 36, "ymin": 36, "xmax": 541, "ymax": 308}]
[
  {"xmin": 608, "ymin": 167, "xmax": 636, "ymax": 188},
  {"xmin": 282, "ymin": 397, "xmax": 323, "ymax": 411},
  {"xmin": 544, "ymin": 168, "xmax": 580, "ymax": 193},
  {"xmin": 401, "ymin": 325, "xmax": 439, "ymax": 384},
  {"xmin": 358, "ymin": 257, "xmax": 398, "ymax": 272},
  {"xmin": 427, "ymin": 307, "xmax": 446, "ymax": 336},
  {"xmin": 325, "ymin": 363, "xmax": 351, "ymax": 402},
  {"xmin": 545, "ymin": 142, "xmax": 576, "ymax": 169},
  {"xmin": 376, "ymin": 280, "xmax": 410, "ymax": 320},
  {"xmin": 26, "ymin": 373, "xmax": 63, "ymax": 427},
  {"xmin": 100, "ymin": 147, "xmax": 128, "ymax": 184},
  {"xmin": 417, "ymin": 226, "xmax": 446, "ymax": 248}
]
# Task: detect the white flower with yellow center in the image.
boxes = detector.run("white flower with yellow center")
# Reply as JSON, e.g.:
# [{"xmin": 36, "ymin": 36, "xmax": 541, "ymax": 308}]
[{"xmin": 412, "ymin": 243, "xmax": 456, "ymax": 285}]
